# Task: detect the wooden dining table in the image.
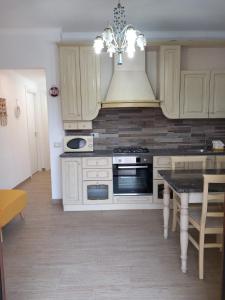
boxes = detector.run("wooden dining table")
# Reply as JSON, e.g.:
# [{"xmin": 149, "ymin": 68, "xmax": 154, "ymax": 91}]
[{"xmin": 159, "ymin": 168, "xmax": 225, "ymax": 274}]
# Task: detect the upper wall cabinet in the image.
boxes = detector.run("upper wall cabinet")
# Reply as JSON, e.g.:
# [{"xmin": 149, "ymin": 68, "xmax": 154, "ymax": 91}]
[
  {"xmin": 59, "ymin": 46, "xmax": 81, "ymax": 121},
  {"xmin": 160, "ymin": 45, "xmax": 181, "ymax": 119},
  {"xmin": 59, "ymin": 45, "xmax": 101, "ymax": 127},
  {"xmin": 209, "ymin": 71, "xmax": 225, "ymax": 118},
  {"xmin": 180, "ymin": 71, "xmax": 210, "ymax": 118}
]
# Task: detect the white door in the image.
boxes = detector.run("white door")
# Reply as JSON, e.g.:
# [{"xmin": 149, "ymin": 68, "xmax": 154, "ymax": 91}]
[{"xmin": 26, "ymin": 91, "xmax": 39, "ymax": 175}]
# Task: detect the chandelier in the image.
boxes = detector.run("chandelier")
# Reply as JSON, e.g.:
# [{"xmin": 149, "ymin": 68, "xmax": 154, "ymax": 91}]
[{"xmin": 93, "ymin": 1, "xmax": 146, "ymax": 65}]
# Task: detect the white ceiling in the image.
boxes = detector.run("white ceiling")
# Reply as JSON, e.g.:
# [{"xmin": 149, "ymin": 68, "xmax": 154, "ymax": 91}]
[{"xmin": 0, "ymin": 0, "xmax": 225, "ymax": 33}]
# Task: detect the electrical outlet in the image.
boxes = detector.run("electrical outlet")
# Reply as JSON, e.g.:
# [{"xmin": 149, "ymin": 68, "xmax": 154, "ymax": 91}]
[{"xmin": 54, "ymin": 142, "xmax": 62, "ymax": 148}]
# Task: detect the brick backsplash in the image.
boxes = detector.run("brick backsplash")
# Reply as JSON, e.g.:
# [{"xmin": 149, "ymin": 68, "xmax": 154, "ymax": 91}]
[{"xmin": 66, "ymin": 108, "xmax": 225, "ymax": 150}]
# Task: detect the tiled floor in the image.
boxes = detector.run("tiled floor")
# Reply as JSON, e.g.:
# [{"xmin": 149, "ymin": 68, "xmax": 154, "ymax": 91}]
[{"xmin": 3, "ymin": 171, "xmax": 222, "ymax": 299}]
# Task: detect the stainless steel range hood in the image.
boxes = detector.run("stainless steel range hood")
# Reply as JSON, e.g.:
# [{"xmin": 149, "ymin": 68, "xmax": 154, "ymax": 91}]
[{"xmin": 102, "ymin": 50, "xmax": 160, "ymax": 108}]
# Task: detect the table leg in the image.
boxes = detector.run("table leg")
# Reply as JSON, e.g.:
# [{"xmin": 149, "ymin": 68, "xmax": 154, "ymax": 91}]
[
  {"xmin": 180, "ymin": 193, "xmax": 189, "ymax": 273},
  {"xmin": 163, "ymin": 181, "xmax": 170, "ymax": 239}
]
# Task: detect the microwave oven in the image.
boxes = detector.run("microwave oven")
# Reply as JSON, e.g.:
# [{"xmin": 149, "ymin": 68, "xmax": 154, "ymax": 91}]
[{"xmin": 64, "ymin": 136, "xmax": 93, "ymax": 152}]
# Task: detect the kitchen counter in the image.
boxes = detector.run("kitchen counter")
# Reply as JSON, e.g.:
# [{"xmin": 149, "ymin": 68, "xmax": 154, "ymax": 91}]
[
  {"xmin": 60, "ymin": 150, "xmax": 113, "ymax": 157},
  {"xmin": 60, "ymin": 148, "xmax": 225, "ymax": 158}
]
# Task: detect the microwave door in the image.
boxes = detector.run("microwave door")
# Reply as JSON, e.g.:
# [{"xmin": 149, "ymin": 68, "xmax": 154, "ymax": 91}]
[{"xmin": 67, "ymin": 138, "xmax": 87, "ymax": 150}]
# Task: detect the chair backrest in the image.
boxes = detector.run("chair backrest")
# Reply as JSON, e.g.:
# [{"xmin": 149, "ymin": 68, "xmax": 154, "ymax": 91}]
[
  {"xmin": 171, "ymin": 156, "xmax": 207, "ymax": 171},
  {"xmin": 200, "ymin": 174, "xmax": 225, "ymax": 230},
  {"xmin": 216, "ymin": 156, "xmax": 225, "ymax": 169}
]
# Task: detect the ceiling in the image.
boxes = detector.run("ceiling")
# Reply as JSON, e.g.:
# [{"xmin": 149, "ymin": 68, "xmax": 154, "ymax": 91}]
[{"xmin": 0, "ymin": 0, "xmax": 225, "ymax": 33}]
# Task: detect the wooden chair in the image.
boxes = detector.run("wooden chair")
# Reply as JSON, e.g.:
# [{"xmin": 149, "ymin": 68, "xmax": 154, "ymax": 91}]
[
  {"xmin": 171, "ymin": 156, "xmax": 207, "ymax": 232},
  {"xmin": 216, "ymin": 156, "xmax": 225, "ymax": 169},
  {"xmin": 188, "ymin": 174, "xmax": 225, "ymax": 279}
]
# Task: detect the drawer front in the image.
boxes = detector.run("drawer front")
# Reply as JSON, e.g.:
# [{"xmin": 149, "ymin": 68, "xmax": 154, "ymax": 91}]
[
  {"xmin": 83, "ymin": 169, "xmax": 112, "ymax": 181},
  {"xmin": 83, "ymin": 180, "xmax": 113, "ymax": 204},
  {"xmin": 153, "ymin": 167, "xmax": 171, "ymax": 180},
  {"xmin": 82, "ymin": 157, "xmax": 112, "ymax": 169},
  {"xmin": 153, "ymin": 156, "xmax": 171, "ymax": 168}
]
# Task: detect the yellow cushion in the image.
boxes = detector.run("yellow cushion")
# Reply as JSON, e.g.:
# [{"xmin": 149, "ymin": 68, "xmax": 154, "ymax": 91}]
[{"xmin": 0, "ymin": 190, "xmax": 27, "ymax": 228}]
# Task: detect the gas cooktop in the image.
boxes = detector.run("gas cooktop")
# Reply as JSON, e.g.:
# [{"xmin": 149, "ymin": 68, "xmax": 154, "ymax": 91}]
[{"xmin": 113, "ymin": 147, "xmax": 150, "ymax": 154}]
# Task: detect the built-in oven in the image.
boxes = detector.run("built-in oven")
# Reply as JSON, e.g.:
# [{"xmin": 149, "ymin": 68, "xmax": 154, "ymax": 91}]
[{"xmin": 113, "ymin": 156, "xmax": 153, "ymax": 195}]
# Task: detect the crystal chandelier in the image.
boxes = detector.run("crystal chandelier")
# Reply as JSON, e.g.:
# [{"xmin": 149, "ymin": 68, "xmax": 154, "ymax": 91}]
[{"xmin": 93, "ymin": 1, "xmax": 146, "ymax": 65}]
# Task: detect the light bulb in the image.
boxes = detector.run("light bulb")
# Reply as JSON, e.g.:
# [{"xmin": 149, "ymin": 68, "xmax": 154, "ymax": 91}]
[
  {"xmin": 93, "ymin": 36, "xmax": 104, "ymax": 54},
  {"xmin": 137, "ymin": 34, "xmax": 146, "ymax": 51},
  {"xmin": 107, "ymin": 44, "xmax": 116, "ymax": 58},
  {"xmin": 126, "ymin": 45, "xmax": 135, "ymax": 58},
  {"xmin": 125, "ymin": 26, "xmax": 137, "ymax": 44},
  {"xmin": 103, "ymin": 27, "xmax": 113, "ymax": 44}
]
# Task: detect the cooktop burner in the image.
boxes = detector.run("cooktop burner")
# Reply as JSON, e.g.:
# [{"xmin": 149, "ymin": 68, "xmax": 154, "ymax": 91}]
[{"xmin": 113, "ymin": 147, "xmax": 150, "ymax": 154}]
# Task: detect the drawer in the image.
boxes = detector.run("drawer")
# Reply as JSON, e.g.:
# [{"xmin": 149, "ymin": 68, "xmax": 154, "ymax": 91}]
[
  {"xmin": 83, "ymin": 168, "xmax": 112, "ymax": 181},
  {"xmin": 82, "ymin": 157, "xmax": 112, "ymax": 169},
  {"xmin": 153, "ymin": 156, "xmax": 171, "ymax": 168},
  {"xmin": 153, "ymin": 167, "xmax": 171, "ymax": 180}
]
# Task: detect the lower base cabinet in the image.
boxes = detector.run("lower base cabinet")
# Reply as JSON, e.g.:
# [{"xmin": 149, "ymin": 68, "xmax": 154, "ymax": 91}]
[{"xmin": 62, "ymin": 158, "xmax": 82, "ymax": 205}]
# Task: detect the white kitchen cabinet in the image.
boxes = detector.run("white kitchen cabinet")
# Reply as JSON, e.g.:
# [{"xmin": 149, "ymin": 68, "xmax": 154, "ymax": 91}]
[
  {"xmin": 160, "ymin": 45, "xmax": 181, "ymax": 119},
  {"xmin": 180, "ymin": 71, "xmax": 210, "ymax": 118},
  {"xmin": 80, "ymin": 46, "xmax": 101, "ymax": 120},
  {"xmin": 209, "ymin": 70, "xmax": 225, "ymax": 118},
  {"xmin": 83, "ymin": 168, "xmax": 112, "ymax": 181},
  {"xmin": 82, "ymin": 157, "xmax": 112, "ymax": 169},
  {"xmin": 59, "ymin": 46, "xmax": 82, "ymax": 121},
  {"xmin": 59, "ymin": 45, "xmax": 101, "ymax": 126},
  {"xmin": 62, "ymin": 158, "xmax": 83, "ymax": 205}
]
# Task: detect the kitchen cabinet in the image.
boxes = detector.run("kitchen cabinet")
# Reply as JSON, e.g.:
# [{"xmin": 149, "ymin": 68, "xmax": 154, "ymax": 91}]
[
  {"xmin": 82, "ymin": 157, "xmax": 113, "ymax": 204},
  {"xmin": 180, "ymin": 70, "xmax": 225, "ymax": 119},
  {"xmin": 62, "ymin": 158, "xmax": 82, "ymax": 205},
  {"xmin": 209, "ymin": 71, "xmax": 225, "ymax": 118},
  {"xmin": 160, "ymin": 45, "xmax": 181, "ymax": 119},
  {"xmin": 180, "ymin": 71, "xmax": 210, "ymax": 118},
  {"xmin": 59, "ymin": 45, "xmax": 101, "ymax": 129},
  {"xmin": 59, "ymin": 46, "xmax": 81, "ymax": 121}
]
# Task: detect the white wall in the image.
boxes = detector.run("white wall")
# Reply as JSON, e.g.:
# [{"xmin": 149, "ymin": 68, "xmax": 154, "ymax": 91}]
[
  {"xmin": 0, "ymin": 29, "xmax": 63, "ymax": 198},
  {"xmin": 0, "ymin": 70, "xmax": 37, "ymax": 188}
]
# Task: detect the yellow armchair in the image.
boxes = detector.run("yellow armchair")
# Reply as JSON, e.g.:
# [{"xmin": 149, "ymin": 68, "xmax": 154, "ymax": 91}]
[{"xmin": 0, "ymin": 190, "xmax": 27, "ymax": 241}]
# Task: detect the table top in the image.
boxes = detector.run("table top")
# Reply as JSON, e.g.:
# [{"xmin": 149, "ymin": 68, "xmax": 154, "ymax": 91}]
[{"xmin": 158, "ymin": 169, "xmax": 225, "ymax": 193}]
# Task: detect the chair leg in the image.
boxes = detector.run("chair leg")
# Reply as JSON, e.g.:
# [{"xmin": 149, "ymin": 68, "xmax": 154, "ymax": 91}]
[
  {"xmin": 172, "ymin": 198, "xmax": 178, "ymax": 232},
  {"xmin": 20, "ymin": 212, "xmax": 24, "ymax": 220},
  {"xmin": 199, "ymin": 234, "xmax": 205, "ymax": 280}
]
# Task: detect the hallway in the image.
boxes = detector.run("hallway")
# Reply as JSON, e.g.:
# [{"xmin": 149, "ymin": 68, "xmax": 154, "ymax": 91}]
[{"xmin": 3, "ymin": 172, "xmax": 222, "ymax": 300}]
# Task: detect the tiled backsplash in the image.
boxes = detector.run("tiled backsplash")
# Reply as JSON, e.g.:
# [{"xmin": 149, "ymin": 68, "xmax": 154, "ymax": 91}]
[{"xmin": 67, "ymin": 108, "xmax": 225, "ymax": 150}]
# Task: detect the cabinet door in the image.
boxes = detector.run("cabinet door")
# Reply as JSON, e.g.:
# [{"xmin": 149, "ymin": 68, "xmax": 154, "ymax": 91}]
[
  {"xmin": 160, "ymin": 45, "xmax": 181, "ymax": 119},
  {"xmin": 62, "ymin": 158, "xmax": 82, "ymax": 205},
  {"xmin": 80, "ymin": 46, "xmax": 101, "ymax": 120},
  {"xmin": 59, "ymin": 46, "xmax": 82, "ymax": 120},
  {"xmin": 209, "ymin": 71, "xmax": 225, "ymax": 118},
  {"xmin": 180, "ymin": 71, "xmax": 210, "ymax": 118}
]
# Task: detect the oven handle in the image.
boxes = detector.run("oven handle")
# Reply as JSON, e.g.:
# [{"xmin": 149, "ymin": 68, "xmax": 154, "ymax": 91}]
[{"xmin": 117, "ymin": 165, "xmax": 148, "ymax": 169}]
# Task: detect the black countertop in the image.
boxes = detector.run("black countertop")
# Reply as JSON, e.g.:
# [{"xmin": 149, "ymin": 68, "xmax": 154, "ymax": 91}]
[
  {"xmin": 60, "ymin": 148, "xmax": 225, "ymax": 158},
  {"xmin": 158, "ymin": 169, "xmax": 225, "ymax": 193}
]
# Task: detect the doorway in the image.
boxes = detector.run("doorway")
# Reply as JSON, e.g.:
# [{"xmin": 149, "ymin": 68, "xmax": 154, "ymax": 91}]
[
  {"xmin": 26, "ymin": 90, "xmax": 39, "ymax": 175},
  {"xmin": 0, "ymin": 69, "xmax": 50, "ymax": 189}
]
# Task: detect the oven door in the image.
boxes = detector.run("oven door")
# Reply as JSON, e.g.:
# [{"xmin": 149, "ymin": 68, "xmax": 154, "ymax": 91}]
[{"xmin": 113, "ymin": 164, "xmax": 153, "ymax": 195}]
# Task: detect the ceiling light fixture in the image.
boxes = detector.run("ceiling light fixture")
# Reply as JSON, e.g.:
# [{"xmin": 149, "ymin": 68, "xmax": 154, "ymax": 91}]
[{"xmin": 93, "ymin": 1, "xmax": 146, "ymax": 65}]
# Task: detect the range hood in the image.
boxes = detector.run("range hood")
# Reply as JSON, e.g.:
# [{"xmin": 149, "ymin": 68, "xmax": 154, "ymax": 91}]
[{"xmin": 102, "ymin": 50, "xmax": 160, "ymax": 108}]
